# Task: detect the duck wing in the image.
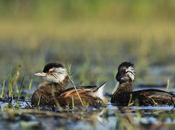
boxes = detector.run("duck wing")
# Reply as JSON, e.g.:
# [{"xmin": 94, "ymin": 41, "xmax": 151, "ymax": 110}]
[
  {"xmin": 57, "ymin": 88, "xmax": 103, "ymax": 107},
  {"xmin": 132, "ymin": 89, "xmax": 175, "ymax": 105},
  {"xmin": 61, "ymin": 82, "xmax": 106, "ymax": 97},
  {"xmin": 56, "ymin": 82, "xmax": 106, "ymax": 107}
]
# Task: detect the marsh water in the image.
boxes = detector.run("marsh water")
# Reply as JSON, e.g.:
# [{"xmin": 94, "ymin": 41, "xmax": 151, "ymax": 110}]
[
  {"xmin": 1, "ymin": 81, "xmax": 175, "ymax": 130},
  {"xmin": 0, "ymin": 63, "xmax": 175, "ymax": 130},
  {"xmin": 1, "ymin": 99, "xmax": 175, "ymax": 130},
  {"xmin": 0, "ymin": 49, "xmax": 175, "ymax": 130},
  {"xmin": 0, "ymin": 1, "xmax": 175, "ymax": 129}
]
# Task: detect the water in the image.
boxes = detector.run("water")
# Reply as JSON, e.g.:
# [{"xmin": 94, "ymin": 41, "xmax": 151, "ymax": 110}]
[
  {"xmin": 0, "ymin": 65, "xmax": 175, "ymax": 130},
  {"xmin": 0, "ymin": 97, "xmax": 175, "ymax": 130}
]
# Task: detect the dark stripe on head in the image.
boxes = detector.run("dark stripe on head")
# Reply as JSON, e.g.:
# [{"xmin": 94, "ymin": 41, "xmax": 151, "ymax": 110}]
[
  {"xmin": 43, "ymin": 63, "xmax": 64, "ymax": 73},
  {"xmin": 118, "ymin": 62, "xmax": 134, "ymax": 70}
]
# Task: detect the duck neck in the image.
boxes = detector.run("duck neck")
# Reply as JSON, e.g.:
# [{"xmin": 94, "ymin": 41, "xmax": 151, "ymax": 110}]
[
  {"xmin": 51, "ymin": 82, "xmax": 65, "ymax": 92},
  {"xmin": 58, "ymin": 76, "xmax": 69, "ymax": 89},
  {"xmin": 114, "ymin": 81, "xmax": 133, "ymax": 95},
  {"xmin": 48, "ymin": 76, "xmax": 70, "ymax": 91}
]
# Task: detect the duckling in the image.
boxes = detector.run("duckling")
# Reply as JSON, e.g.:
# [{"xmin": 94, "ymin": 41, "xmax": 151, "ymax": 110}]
[
  {"xmin": 31, "ymin": 63, "xmax": 106, "ymax": 108},
  {"xmin": 111, "ymin": 62, "xmax": 175, "ymax": 106}
]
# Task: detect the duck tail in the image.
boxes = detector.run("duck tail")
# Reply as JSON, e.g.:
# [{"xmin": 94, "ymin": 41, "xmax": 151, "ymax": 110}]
[{"xmin": 92, "ymin": 82, "xmax": 107, "ymax": 99}]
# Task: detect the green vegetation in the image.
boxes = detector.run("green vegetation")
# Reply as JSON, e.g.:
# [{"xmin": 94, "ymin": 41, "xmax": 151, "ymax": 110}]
[
  {"xmin": 0, "ymin": 1, "xmax": 175, "ymax": 130},
  {"xmin": 0, "ymin": 0, "xmax": 174, "ymax": 95},
  {"xmin": 0, "ymin": 1, "xmax": 174, "ymax": 77},
  {"xmin": 0, "ymin": 0, "xmax": 175, "ymax": 21}
]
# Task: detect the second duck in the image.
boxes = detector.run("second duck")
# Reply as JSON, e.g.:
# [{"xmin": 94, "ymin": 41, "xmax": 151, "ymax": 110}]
[{"xmin": 111, "ymin": 62, "xmax": 175, "ymax": 106}]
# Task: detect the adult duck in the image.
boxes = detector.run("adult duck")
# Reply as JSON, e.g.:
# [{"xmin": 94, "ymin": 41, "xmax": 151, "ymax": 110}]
[
  {"xmin": 31, "ymin": 63, "xmax": 106, "ymax": 108},
  {"xmin": 111, "ymin": 62, "xmax": 175, "ymax": 106}
]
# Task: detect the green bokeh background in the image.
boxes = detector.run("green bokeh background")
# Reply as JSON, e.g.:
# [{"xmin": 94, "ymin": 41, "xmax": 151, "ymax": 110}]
[{"xmin": 0, "ymin": 0, "xmax": 175, "ymax": 87}]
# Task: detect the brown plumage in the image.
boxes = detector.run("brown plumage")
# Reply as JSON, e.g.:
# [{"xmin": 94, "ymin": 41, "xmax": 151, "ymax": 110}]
[
  {"xmin": 32, "ymin": 84, "xmax": 105, "ymax": 108},
  {"xmin": 111, "ymin": 82, "xmax": 133, "ymax": 106},
  {"xmin": 55, "ymin": 87, "xmax": 105, "ymax": 108},
  {"xmin": 131, "ymin": 89, "xmax": 175, "ymax": 106},
  {"xmin": 31, "ymin": 63, "xmax": 106, "ymax": 108},
  {"xmin": 31, "ymin": 82, "xmax": 64, "ymax": 106},
  {"xmin": 111, "ymin": 62, "xmax": 175, "ymax": 106},
  {"xmin": 31, "ymin": 63, "xmax": 69, "ymax": 106}
]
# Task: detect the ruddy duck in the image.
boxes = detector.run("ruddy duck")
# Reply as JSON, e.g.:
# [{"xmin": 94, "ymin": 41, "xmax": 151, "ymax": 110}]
[
  {"xmin": 111, "ymin": 62, "xmax": 175, "ymax": 106},
  {"xmin": 31, "ymin": 63, "xmax": 106, "ymax": 108},
  {"xmin": 31, "ymin": 63, "xmax": 69, "ymax": 106}
]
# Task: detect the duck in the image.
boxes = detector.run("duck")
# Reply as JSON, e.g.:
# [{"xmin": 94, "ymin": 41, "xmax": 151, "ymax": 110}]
[
  {"xmin": 31, "ymin": 63, "xmax": 106, "ymax": 108},
  {"xmin": 111, "ymin": 62, "xmax": 175, "ymax": 106}
]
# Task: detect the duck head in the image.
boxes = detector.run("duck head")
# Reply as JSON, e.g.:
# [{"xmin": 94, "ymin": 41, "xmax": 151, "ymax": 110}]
[
  {"xmin": 34, "ymin": 63, "xmax": 68, "ymax": 84},
  {"xmin": 116, "ymin": 62, "xmax": 135, "ymax": 84}
]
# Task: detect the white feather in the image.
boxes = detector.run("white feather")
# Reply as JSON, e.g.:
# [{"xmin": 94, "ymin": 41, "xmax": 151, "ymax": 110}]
[
  {"xmin": 94, "ymin": 83, "xmax": 106, "ymax": 99},
  {"xmin": 44, "ymin": 67, "xmax": 68, "ymax": 83},
  {"xmin": 126, "ymin": 66, "xmax": 135, "ymax": 81}
]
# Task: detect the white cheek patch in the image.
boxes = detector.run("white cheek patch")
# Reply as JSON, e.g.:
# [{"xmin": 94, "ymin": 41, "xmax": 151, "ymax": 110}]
[
  {"xmin": 55, "ymin": 72, "xmax": 67, "ymax": 83},
  {"xmin": 126, "ymin": 66, "xmax": 135, "ymax": 81},
  {"xmin": 55, "ymin": 68, "xmax": 67, "ymax": 74},
  {"xmin": 46, "ymin": 67, "xmax": 68, "ymax": 83},
  {"xmin": 127, "ymin": 72, "xmax": 135, "ymax": 81},
  {"xmin": 43, "ymin": 74, "xmax": 57, "ymax": 83},
  {"xmin": 56, "ymin": 68, "xmax": 68, "ymax": 80}
]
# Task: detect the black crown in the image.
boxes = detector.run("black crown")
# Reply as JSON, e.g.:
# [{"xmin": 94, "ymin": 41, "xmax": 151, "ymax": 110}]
[
  {"xmin": 43, "ymin": 63, "xmax": 64, "ymax": 73},
  {"xmin": 118, "ymin": 62, "xmax": 134, "ymax": 70}
]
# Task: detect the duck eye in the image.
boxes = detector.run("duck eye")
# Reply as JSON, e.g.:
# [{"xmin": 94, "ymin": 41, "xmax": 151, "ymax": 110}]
[
  {"xmin": 120, "ymin": 69, "xmax": 126, "ymax": 74},
  {"xmin": 49, "ymin": 68, "xmax": 55, "ymax": 73}
]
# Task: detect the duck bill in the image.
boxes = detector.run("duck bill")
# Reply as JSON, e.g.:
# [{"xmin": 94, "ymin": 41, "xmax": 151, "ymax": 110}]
[{"xmin": 34, "ymin": 72, "xmax": 47, "ymax": 77}]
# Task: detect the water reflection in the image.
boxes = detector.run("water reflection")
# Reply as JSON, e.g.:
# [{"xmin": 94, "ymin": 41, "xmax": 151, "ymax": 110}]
[{"xmin": 1, "ymin": 98, "xmax": 175, "ymax": 130}]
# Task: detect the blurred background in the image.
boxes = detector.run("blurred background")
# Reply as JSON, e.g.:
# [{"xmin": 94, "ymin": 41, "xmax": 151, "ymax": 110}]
[{"xmin": 0, "ymin": 0, "xmax": 175, "ymax": 91}]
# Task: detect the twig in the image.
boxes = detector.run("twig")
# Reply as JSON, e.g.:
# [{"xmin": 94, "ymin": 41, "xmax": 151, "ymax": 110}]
[
  {"xmin": 68, "ymin": 75, "xmax": 84, "ymax": 106},
  {"xmin": 67, "ymin": 65, "xmax": 84, "ymax": 106}
]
